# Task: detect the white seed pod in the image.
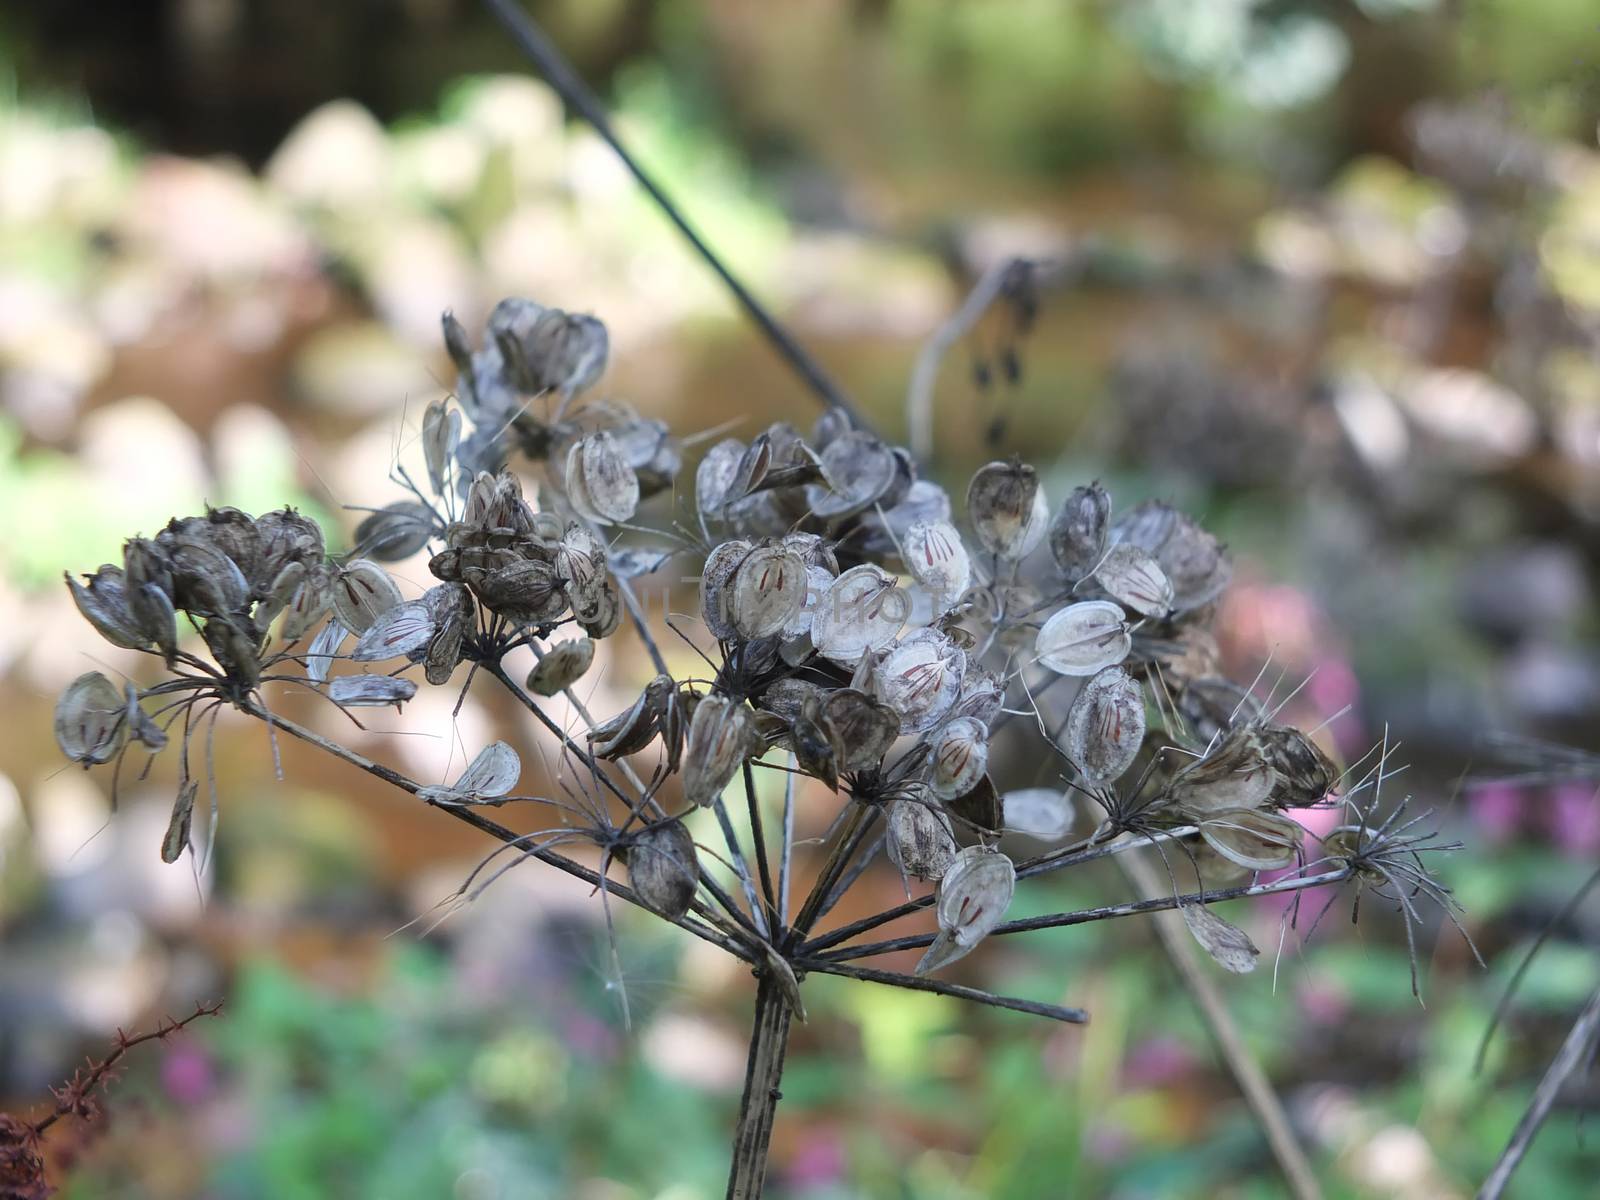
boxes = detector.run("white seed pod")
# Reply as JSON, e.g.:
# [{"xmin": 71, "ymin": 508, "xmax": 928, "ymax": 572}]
[
  {"xmin": 805, "ymin": 431, "xmax": 897, "ymax": 518},
  {"xmin": 572, "ymin": 430, "xmax": 640, "ymax": 524},
  {"xmin": 903, "ymin": 520, "xmax": 971, "ymax": 611},
  {"xmin": 784, "ymin": 564, "xmax": 834, "ymax": 641},
  {"xmin": 65, "ymin": 566, "xmax": 148, "ymax": 650},
  {"xmin": 1050, "ymin": 481, "xmax": 1111, "ymax": 581},
  {"xmin": 282, "ymin": 563, "xmax": 334, "ymax": 643},
  {"xmin": 886, "ymin": 797, "xmax": 958, "ymax": 882},
  {"xmin": 695, "ymin": 437, "xmax": 746, "ymax": 518},
  {"xmin": 419, "ymin": 740, "xmax": 521, "ymax": 806},
  {"xmin": 699, "ymin": 538, "xmax": 752, "ymax": 642},
  {"xmin": 626, "ymin": 818, "xmax": 700, "ymax": 920},
  {"xmin": 331, "ymin": 560, "xmax": 404, "ymax": 634},
  {"xmin": 1198, "ymin": 807, "xmax": 1302, "ymax": 872},
  {"xmin": 930, "ymin": 715, "xmax": 989, "ymax": 799},
  {"xmin": 682, "ymin": 694, "xmax": 760, "ymax": 807},
  {"xmin": 967, "ymin": 460, "xmax": 1049, "ymax": 560},
  {"xmin": 1180, "ymin": 902, "xmax": 1260, "ymax": 974},
  {"xmin": 1035, "ymin": 601, "xmax": 1131, "ymax": 675},
  {"xmin": 527, "ymin": 637, "xmax": 596, "ymax": 697},
  {"xmin": 305, "ymin": 619, "xmax": 348, "ymax": 683},
  {"xmin": 1001, "ymin": 788, "xmax": 1076, "ymax": 841},
  {"xmin": 873, "ymin": 630, "xmax": 967, "ymax": 734},
  {"xmin": 352, "ymin": 600, "xmax": 437, "ymax": 661},
  {"xmin": 162, "ymin": 779, "xmax": 198, "ymax": 864},
  {"xmin": 54, "ymin": 671, "xmax": 128, "ymax": 767},
  {"xmin": 1062, "ymin": 666, "xmax": 1145, "ymax": 786},
  {"xmin": 1094, "ymin": 543, "xmax": 1173, "ymax": 619},
  {"xmin": 812, "ymin": 564, "xmax": 907, "ymax": 664},
  {"xmin": 916, "ymin": 846, "xmax": 1016, "ymax": 975},
  {"xmin": 421, "ymin": 400, "xmax": 461, "ymax": 496},
  {"xmin": 1165, "ymin": 727, "xmax": 1276, "ymax": 817},
  {"xmin": 953, "ymin": 667, "xmax": 1005, "ymax": 728},
  {"xmin": 1112, "ymin": 500, "xmax": 1232, "ymax": 614},
  {"xmin": 730, "ymin": 544, "xmax": 806, "ymax": 639},
  {"xmin": 328, "ymin": 674, "xmax": 417, "ymax": 708}
]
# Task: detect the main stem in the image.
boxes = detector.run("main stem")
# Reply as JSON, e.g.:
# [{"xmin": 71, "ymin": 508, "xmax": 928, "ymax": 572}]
[{"xmin": 727, "ymin": 973, "xmax": 795, "ymax": 1199}]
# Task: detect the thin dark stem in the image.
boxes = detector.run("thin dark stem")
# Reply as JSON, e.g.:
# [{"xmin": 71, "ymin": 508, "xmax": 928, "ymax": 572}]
[
  {"xmin": 616, "ymin": 574, "xmax": 672, "ymax": 677},
  {"xmin": 713, "ymin": 796, "xmax": 771, "ymax": 939},
  {"xmin": 813, "ymin": 817, "xmax": 884, "ymax": 928},
  {"xmin": 727, "ymin": 973, "xmax": 794, "ymax": 1200},
  {"xmin": 778, "ymin": 757, "xmax": 795, "ymax": 930},
  {"xmin": 785, "ymin": 803, "xmax": 870, "ymax": 949},
  {"xmin": 797, "ymin": 959, "xmax": 1088, "ymax": 1024},
  {"xmin": 743, "ymin": 761, "xmax": 778, "ymax": 932},
  {"xmin": 480, "ymin": 0, "xmax": 865, "ymax": 428}
]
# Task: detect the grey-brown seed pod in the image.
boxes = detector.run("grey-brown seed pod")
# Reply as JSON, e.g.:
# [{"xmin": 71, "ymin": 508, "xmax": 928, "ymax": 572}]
[
  {"xmin": 625, "ymin": 819, "xmax": 700, "ymax": 920},
  {"xmin": 527, "ymin": 638, "xmax": 596, "ymax": 697}
]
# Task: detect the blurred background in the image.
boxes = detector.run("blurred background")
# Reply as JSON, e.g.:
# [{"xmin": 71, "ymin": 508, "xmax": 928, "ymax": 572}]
[{"xmin": 4, "ymin": 1, "xmax": 1600, "ymax": 1196}]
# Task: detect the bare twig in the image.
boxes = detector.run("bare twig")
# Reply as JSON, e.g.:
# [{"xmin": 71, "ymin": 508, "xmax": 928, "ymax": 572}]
[{"xmin": 798, "ymin": 958, "xmax": 1088, "ymax": 1025}]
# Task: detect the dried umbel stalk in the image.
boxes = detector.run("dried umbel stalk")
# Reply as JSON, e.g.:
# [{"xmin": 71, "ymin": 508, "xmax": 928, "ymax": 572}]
[{"xmin": 54, "ymin": 295, "xmax": 1472, "ymax": 1198}]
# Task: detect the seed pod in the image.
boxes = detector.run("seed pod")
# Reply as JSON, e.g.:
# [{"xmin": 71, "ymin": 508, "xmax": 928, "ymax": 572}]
[
  {"xmin": 527, "ymin": 638, "xmax": 596, "ymax": 696},
  {"xmin": 1112, "ymin": 500, "xmax": 1231, "ymax": 614},
  {"xmin": 166, "ymin": 534, "xmax": 250, "ymax": 615},
  {"xmin": 626, "ymin": 819, "xmax": 700, "ymax": 920},
  {"xmin": 872, "ymin": 630, "xmax": 967, "ymax": 735},
  {"xmin": 903, "ymin": 520, "xmax": 971, "ymax": 611},
  {"xmin": 805, "ymin": 431, "xmax": 898, "ymax": 518},
  {"xmin": 133, "ymin": 581, "xmax": 179, "ymax": 666},
  {"xmin": 203, "ymin": 618, "xmax": 260, "ymax": 689},
  {"xmin": 65, "ymin": 566, "xmax": 148, "ymax": 650},
  {"xmin": 253, "ymin": 508, "xmax": 326, "ymax": 590},
  {"xmin": 328, "ymin": 674, "xmax": 417, "ymax": 708},
  {"xmin": 162, "ymin": 779, "xmax": 198, "ymax": 864},
  {"xmin": 351, "ymin": 600, "xmax": 436, "ymax": 661},
  {"xmin": 1180, "ymin": 902, "xmax": 1260, "ymax": 974},
  {"xmin": 930, "ymin": 716, "xmax": 989, "ymax": 800},
  {"xmin": 967, "ymin": 460, "xmax": 1048, "ymax": 560},
  {"xmin": 952, "ymin": 667, "xmax": 1005, "ymax": 728},
  {"xmin": 590, "ymin": 675, "xmax": 674, "ymax": 759},
  {"xmin": 728, "ymin": 433, "xmax": 774, "ymax": 504},
  {"xmin": 1094, "ymin": 543, "xmax": 1173, "ymax": 619},
  {"xmin": 695, "ymin": 437, "xmax": 746, "ymax": 518},
  {"xmin": 1035, "ymin": 601, "xmax": 1131, "ymax": 675},
  {"xmin": 575, "ymin": 575, "xmax": 622, "ymax": 639},
  {"xmin": 945, "ymin": 772, "xmax": 1004, "ymax": 835},
  {"xmin": 475, "ymin": 558, "xmax": 567, "ymax": 624},
  {"xmin": 419, "ymin": 740, "xmax": 521, "ymax": 806},
  {"xmin": 812, "ymin": 564, "xmax": 906, "ymax": 664},
  {"xmin": 1177, "ymin": 675, "xmax": 1263, "ymax": 744},
  {"xmin": 1050, "ymin": 482, "xmax": 1110, "ymax": 581},
  {"xmin": 420, "ymin": 582, "xmax": 473, "ymax": 685},
  {"xmin": 281, "ymin": 563, "xmax": 335, "ymax": 643},
  {"xmin": 760, "ymin": 677, "xmax": 827, "ymax": 724},
  {"xmin": 332, "ymin": 560, "xmax": 404, "ymax": 634},
  {"xmin": 198, "ymin": 506, "xmax": 263, "ymax": 589},
  {"xmin": 355, "ymin": 502, "xmax": 436, "ymax": 562},
  {"xmin": 731, "ymin": 544, "xmax": 806, "ymax": 639},
  {"xmin": 916, "ymin": 846, "xmax": 1016, "ymax": 975},
  {"xmin": 305, "ymin": 620, "xmax": 348, "ymax": 683},
  {"xmin": 1001, "ymin": 788, "xmax": 1075, "ymax": 841},
  {"xmin": 821, "ymin": 689, "xmax": 901, "ymax": 772},
  {"xmin": 124, "ymin": 685, "xmax": 167, "ymax": 751},
  {"xmin": 886, "ymin": 797, "xmax": 958, "ymax": 881},
  {"xmin": 1165, "ymin": 726, "xmax": 1276, "ymax": 817},
  {"xmin": 1063, "ymin": 666, "xmax": 1145, "ymax": 785},
  {"xmin": 421, "ymin": 400, "xmax": 461, "ymax": 496},
  {"xmin": 566, "ymin": 431, "xmax": 640, "ymax": 525},
  {"xmin": 698, "ymin": 538, "xmax": 751, "ymax": 642},
  {"xmin": 1257, "ymin": 723, "xmax": 1339, "ymax": 807},
  {"xmin": 1198, "ymin": 807, "xmax": 1302, "ymax": 872},
  {"xmin": 257, "ymin": 560, "xmax": 305, "ymax": 631},
  {"xmin": 54, "ymin": 671, "xmax": 128, "ymax": 766},
  {"xmin": 791, "ymin": 698, "xmax": 839, "ymax": 792},
  {"xmin": 682, "ymin": 694, "xmax": 760, "ymax": 807},
  {"xmin": 523, "ymin": 308, "xmax": 609, "ymax": 396}
]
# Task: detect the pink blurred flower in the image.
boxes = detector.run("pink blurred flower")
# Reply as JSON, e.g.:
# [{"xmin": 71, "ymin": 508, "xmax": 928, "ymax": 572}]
[
  {"xmin": 161, "ymin": 1039, "xmax": 215, "ymax": 1106},
  {"xmin": 1547, "ymin": 783, "xmax": 1600, "ymax": 857},
  {"xmin": 1122, "ymin": 1035, "xmax": 1196, "ymax": 1088},
  {"xmin": 1468, "ymin": 783, "xmax": 1525, "ymax": 843},
  {"xmin": 786, "ymin": 1125, "xmax": 846, "ymax": 1188}
]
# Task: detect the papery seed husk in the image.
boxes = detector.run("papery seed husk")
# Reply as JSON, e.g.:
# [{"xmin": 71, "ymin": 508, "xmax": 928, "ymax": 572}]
[
  {"xmin": 257, "ymin": 560, "xmax": 306, "ymax": 632},
  {"xmin": 952, "ymin": 667, "xmax": 1005, "ymax": 728},
  {"xmin": 760, "ymin": 677, "xmax": 827, "ymax": 724},
  {"xmin": 699, "ymin": 539, "xmax": 752, "ymax": 642},
  {"xmin": 1165, "ymin": 726, "xmax": 1276, "ymax": 817},
  {"xmin": 903, "ymin": 520, "xmax": 971, "ymax": 612},
  {"xmin": 1199, "ymin": 807, "xmax": 1302, "ymax": 872},
  {"xmin": 198, "ymin": 506, "xmax": 263, "ymax": 589},
  {"xmin": 590, "ymin": 675, "xmax": 672, "ymax": 759},
  {"xmin": 790, "ymin": 705, "xmax": 839, "ymax": 792},
  {"xmin": 452, "ymin": 740, "xmax": 521, "ymax": 800},
  {"xmin": 1178, "ymin": 675, "xmax": 1264, "ymax": 744},
  {"xmin": 967, "ymin": 460, "xmax": 1048, "ymax": 560},
  {"xmin": 162, "ymin": 780, "xmax": 198, "ymax": 863},
  {"xmin": 731, "ymin": 544, "xmax": 806, "ymax": 640},
  {"xmin": 1035, "ymin": 600, "xmax": 1131, "ymax": 675},
  {"xmin": 1050, "ymin": 482, "xmax": 1110, "ymax": 581},
  {"xmin": 134, "ymin": 581, "xmax": 179, "ymax": 665},
  {"xmin": 306, "ymin": 620, "xmax": 348, "ymax": 683},
  {"xmin": 886, "ymin": 797, "xmax": 958, "ymax": 881},
  {"xmin": 253, "ymin": 508, "xmax": 326, "ymax": 589},
  {"xmin": 328, "ymin": 674, "xmax": 417, "ymax": 708},
  {"xmin": 917, "ymin": 845, "xmax": 1016, "ymax": 974},
  {"xmin": 125, "ymin": 685, "xmax": 168, "ymax": 752},
  {"xmin": 1180, "ymin": 902, "xmax": 1260, "ymax": 974},
  {"xmin": 575, "ymin": 575, "xmax": 622, "ymax": 639},
  {"xmin": 476, "ymin": 558, "xmax": 567, "ymax": 624},
  {"xmin": 821, "ymin": 689, "xmax": 900, "ymax": 772},
  {"xmin": 728, "ymin": 433, "xmax": 773, "ymax": 504},
  {"xmin": 355, "ymin": 502, "xmax": 436, "ymax": 562},
  {"xmin": 871, "ymin": 630, "xmax": 967, "ymax": 734},
  {"xmin": 281, "ymin": 563, "xmax": 334, "ymax": 643},
  {"xmin": 1258, "ymin": 723, "xmax": 1340, "ymax": 807},
  {"xmin": 627, "ymin": 819, "xmax": 700, "ymax": 920},
  {"xmin": 1112, "ymin": 500, "xmax": 1232, "ymax": 613},
  {"xmin": 784, "ymin": 564, "xmax": 833, "ymax": 642},
  {"xmin": 1094, "ymin": 543, "xmax": 1174, "ymax": 619},
  {"xmin": 353, "ymin": 600, "xmax": 437, "ymax": 661},
  {"xmin": 577, "ymin": 430, "xmax": 640, "ymax": 524},
  {"xmin": 527, "ymin": 638, "xmax": 597, "ymax": 696},
  {"xmin": 66, "ymin": 566, "xmax": 148, "ymax": 650},
  {"xmin": 930, "ymin": 716, "xmax": 988, "ymax": 800},
  {"xmin": 422, "ymin": 583, "xmax": 472, "ymax": 686},
  {"xmin": 166, "ymin": 535, "xmax": 250, "ymax": 615},
  {"xmin": 1001, "ymin": 788, "xmax": 1075, "ymax": 841},
  {"xmin": 55, "ymin": 671, "xmax": 128, "ymax": 766},
  {"xmin": 945, "ymin": 772, "xmax": 1004, "ymax": 835},
  {"xmin": 682, "ymin": 694, "xmax": 760, "ymax": 807},
  {"xmin": 1063, "ymin": 666, "xmax": 1145, "ymax": 786},
  {"xmin": 203, "ymin": 618, "xmax": 261, "ymax": 689},
  {"xmin": 332, "ymin": 560, "xmax": 404, "ymax": 634},
  {"xmin": 805, "ymin": 431, "xmax": 897, "ymax": 518},
  {"xmin": 422, "ymin": 401, "xmax": 461, "ymax": 496},
  {"xmin": 812, "ymin": 564, "xmax": 906, "ymax": 664},
  {"xmin": 696, "ymin": 437, "xmax": 746, "ymax": 517}
]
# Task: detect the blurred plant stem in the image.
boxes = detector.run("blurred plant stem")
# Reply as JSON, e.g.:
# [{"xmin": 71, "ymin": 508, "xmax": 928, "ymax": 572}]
[{"xmin": 727, "ymin": 974, "xmax": 794, "ymax": 1200}]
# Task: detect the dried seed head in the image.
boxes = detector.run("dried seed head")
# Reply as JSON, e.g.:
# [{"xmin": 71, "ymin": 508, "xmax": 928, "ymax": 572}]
[
  {"xmin": 162, "ymin": 779, "xmax": 198, "ymax": 864},
  {"xmin": 328, "ymin": 674, "xmax": 417, "ymax": 708},
  {"xmin": 1063, "ymin": 666, "xmax": 1145, "ymax": 786},
  {"xmin": 1257, "ymin": 723, "xmax": 1339, "ymax": 807},
  {"xmin": 917, "ymin": 845, "xmax": 1016, "ymax": 975},
  {"xmin": 806, "ymin": 431, "xmax": 897, "ymax": 518},
  {"xmin": 252, "ymin": 508, "xmax": 326, "ymax": 593},
  {"xmin": 1198, "ymin": 807, "xmax": 1302, "ymax": 872},
  {"xmin": 1001, "ymin": 788, "xmax": 1076, "ymax": 841},
  {"xmin": 967, "ymin": 460, "xmax": 1048, "ymax": 560},
  {"xmin": 627, "ymin": 819, "xmax": 700, "ymax": 920},
  {"xmin": 1050, "ymin": 482, "xmax": 1111, "ymax": 581},
  {"xmin": 124, "ymin": 684, "xmax": 167, "ymax": 751},
  {"xmin": 1035, "ymin": 600, "xmax": 1131, "ymax": 675},
  {"xmin": 1112, "ymin": 501, "xmax": 1231, "ymax": 613},
  {"xmin": 1165, "ymin": 726, "xmax": 1276, "ymax": 817},
  {"xmin": 930, "ymin": 715, "xmax": 989, "ymax": 800},
  {"xmin": 731, "ymin": 544, "xmax": 806, "ymax": 639},
  {"xmin": 522, "ymin": 307, "xmax": 609, "ymax": 397},
  {"xmin": 165, "ymin": 534, "xmax": 250, "ymax": 616},
  {"xmin": 526, "ymin": 638, "xmax": 597, "ymax": 696},
  {"xmin": 945, "ymin": 772, "xmax": 1004, "ymax": 835},
  {"xmin": 54, "ymin": 671, "xmax": 127, "ymax": 766},
  {"xmin": 305, "ymin": 620, "xmax": 348, "ymax": 684},
  {"xmin": 812, "ymin": 564, "xmax": 906, "ymax": 664},
  {"xmin": 871, "ymin": 630, "xmax": 967, "ymax": 734},
  {"xmin": 682, "ymin": 694, "xmax": 760, "ymax": 807},
  {"xmin": 903, "ymin": 520, "xmax": 972, "ymax": 610},
  {"xmin": 419, "ymin": 741, "xmax": 520, "ymax": 806},
  {"xmin": 886, "ymin": 797, "xmax": 958, "ymax": 881},
  {"xmin": 1180, "ymin": 902, "xmax": 1260, "ymax": 974},
  {"xmin": 332, "ymin": 560, "xmax": 404, "ymax": 634},
  {"xmin": 821, "ymin": 689, "xmax": 900, "ymax": 772},
  {"xmin": 65, "ymin": 565, "xmax": 149, "ymax": 650},
  {"xmin": 422, "ymin": 582, "xmax": 474, "ymax": 685},
  {"xmin": 952, "ymin": 667, "xmax": 1005, "ymax": 727},
  {"xmin": 352, "ymin": 600, "xmax": 436, "ymax": 661},
  {"xmin": 1093, "ymin": 543, "xmax": 1173, "ymax": 619},
  {"xmin": 202, "ymin": 617, "xmax": 261, "ymax": 689},
  {"xmin": 421, "ymin": 400, "xmax": 461, "ymax": 496},
  {"xmin": 791, "ymin": 697, "xmax": 839, "ymax": 791},
  {"xmin": 475, "ymin": 558, "xmax": 567, "ymax": 625},
  {"xmin": 590, "ymin": 675, "xmax": 674, "ymax": 759},
  {"xmin": 354, "ymin": 502, "xmax": 435, "ymax": 562},
  {"xmin": 566, "ymin": 431, "xmax": 640, "ymax": 525},
  {"xmin": 695, "ymin": 437, "xmax": 746, "ymax": 518},
  {"xmin": 699, "ymin": 538, "xmax": 752, "ymax": 642}
]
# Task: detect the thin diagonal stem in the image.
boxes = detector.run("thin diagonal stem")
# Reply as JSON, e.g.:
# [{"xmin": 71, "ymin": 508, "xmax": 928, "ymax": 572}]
[
  {"xmin": 480, "ymin": 0, "xmax": 864, "ymax": 427},
  {"xmin": 778, "ymin": 756, "xmax": 796, "ymax": 930},
  {"xmin": 743, "ymin": 761, "xmax": 778, "ymax": 932},
  {"xmin": 785, "ymin": 803, "xmax": 871, "ymax": 949},
  {"xmin": 713, "ymin": 795, "xmax": 771, "ymax": 938},
  {"xmin": 797, "ymin": 959, "xmax": 1088, "ymax": 1025}
]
